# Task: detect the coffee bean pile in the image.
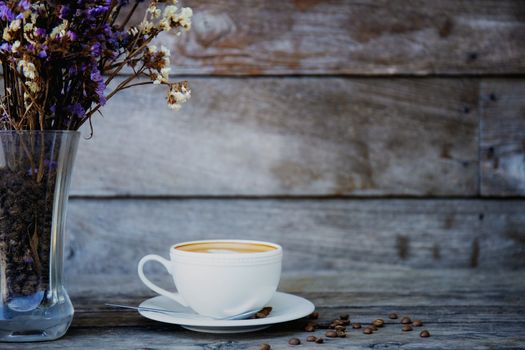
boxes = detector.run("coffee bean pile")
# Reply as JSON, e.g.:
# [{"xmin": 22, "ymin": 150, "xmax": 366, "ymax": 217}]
[
  {"xmin": 0, "ymin": 154, "xmax": 58, "ymax": 304},
  {"xmin": 259, "ymin": 311, "xmax": 431, "ymax": 348}
]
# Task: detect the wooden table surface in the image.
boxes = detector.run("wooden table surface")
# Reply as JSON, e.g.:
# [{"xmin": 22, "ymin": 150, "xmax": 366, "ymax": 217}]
[{"xmin": 6, "ymin": 268, "xmax": 525, "ymax": 350}]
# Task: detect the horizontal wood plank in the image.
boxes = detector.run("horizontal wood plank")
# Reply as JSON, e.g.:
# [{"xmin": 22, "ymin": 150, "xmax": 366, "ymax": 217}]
[
  {"xmin": 6, "ymin": 322, "xmax": 524, "ymax": 350},
  {"xmin": 63, "ymin": 199, "xmax": 525, "ymax": 284},
  {"xmin": 72, "ymin": 302, "xmax": 525, "ymax": 328},
  {"xmin": 152, "ymin": 0, "xmax": 525, "ymax": 75},
  {"xmin": 71, "ymin": 77, "xmax": 479, "ymax": 196},
  {"xmin": 68, "ymin": 269, "xmax": 525, "ymax": 300},
  {"xmin": 480, "ymin": 79, "xmax": 525, "ymax": 196}
]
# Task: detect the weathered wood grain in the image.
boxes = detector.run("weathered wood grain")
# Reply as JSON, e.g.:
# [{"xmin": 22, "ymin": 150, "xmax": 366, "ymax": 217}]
[
  {"xmin": 8, "ymin": 270, "xmax": 525, "ymax": 350},
  {"xmin": 8, "ymin": 268, "xmax": 525, "ymax": 350},
  {"xmin": 149, "ymin": 0, "xmax": 525, "ymax": 75},
  {"xmin": 72, "ymin": 302, "xmax": 525, "ymax": 328},
  {"xmin": 71, "ymin": 77, "xmax": 479, "ymax": 196},
  {"xmin": 480, "ymin": 79, "xmax": 525, "ymax": 196},
  {"xmin": 68, "ymin": 269, "xmax": 525, "ymax": 299},
  {"xmin": 63, "ymin": 199, "xmax": 525, "ymax": 283},
  {"xmin": 69, "ymin": 269, "xmax": 525, "ymax": 298},
  {"xmin": 7, "ymin": 323, "xmax": 525, "ymax": 350}
]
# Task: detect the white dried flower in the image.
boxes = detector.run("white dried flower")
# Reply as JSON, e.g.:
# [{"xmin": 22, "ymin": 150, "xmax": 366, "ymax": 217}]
[
  {"xmin": 167, "ymin": 83, "xmax": 191, "ymax": 111},
  {"xmin": 159, "ymin": 45, "xmax": 170, "ymax": 68},
  {"xmin": 9, "ymin": 19, "xmax": 21, "ymax": 32},
  {"xmin": 26, "ymin": 80, "xmax": 40, "ymax": 93},
  {"xmin": 147, "ymin": 5, "xmax": 161, "ymax": 18},
  {"xmin": 50, "ymin": 20, "xmax": 68, "ymax": 39},
  {"xmin": 11, "ymin": 41, "xmax": 20, "ymax": 52},
  {"xmin": 160, "ymin": 45, "xmax": 170, "ymax": 57},
  {"xmin": 178, "ymin": 7, "xmax": 193, "ymax": 30},
  {"xmin": 147, "ymin": 45, "xmax": 158, "ymax": 53},
  {"xmin": 160, "ymin": 5, "xmax": 192, "ymax": 32},
  {"xmin": 139, "ymin": 19, "xmax": 154, "ymax": 34},
  {"xmin": 18, "ymin": 59, "xmax": 37, "ymax": 80},
  {"xmin": 3, "ymin": 19, "xmax": 21, "ymax": 41},
  {"xmin": 159, "ymin": 18, "xmax": 170, "ymax": 31},
  {"xmin": 160, "ymin": 67, "xmax": 171, "ymax": 81},
  {"xmin": 24, "ymin": 23, "xmax": 33, "ymax": 33}
]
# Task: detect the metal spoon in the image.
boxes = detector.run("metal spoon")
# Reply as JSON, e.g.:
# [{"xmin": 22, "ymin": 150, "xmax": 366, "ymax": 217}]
[{"xmin": 105, "ymin": 303, "xmax": 259, "ymax": 320}]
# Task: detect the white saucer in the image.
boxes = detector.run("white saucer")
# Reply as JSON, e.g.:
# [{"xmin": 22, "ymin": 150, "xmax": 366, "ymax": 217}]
[{"xmin": 138, "ymin": 292, "xmax": 315, "ymax": 333}]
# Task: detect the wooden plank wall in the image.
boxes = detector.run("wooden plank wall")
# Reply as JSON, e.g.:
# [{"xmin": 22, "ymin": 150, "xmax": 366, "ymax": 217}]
[{"xmin": 65, "ymin": 0, "xmax": 525, "ymax": 284}]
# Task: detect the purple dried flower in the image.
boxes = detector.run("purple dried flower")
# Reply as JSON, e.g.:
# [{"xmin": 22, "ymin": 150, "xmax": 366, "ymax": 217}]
[
  {"xmin": 17, "ymin": 0, "xmax": 29, "ymax": 10},
  {"xmin": 88, "ymin": 5, "xmax": 109, "ymax": 17},
  {"xmin": 66, "ymin": 30, "xmax": 77, "ymax": 41},
  {"xmin": 67, "ymin": 103, "xmax": 86, "ymax": 118},
  {"xmin": 35, "ymin": 27, "xmax": 46, "ymax": 36},
  {"xmin": 37, "ymin": 44, "xmax": 48, "ymax": 58},
  {"xmin": 0, "ymin": 2, "xmax": 14, "ymax": 21},
  {"xmin": 59, "ymin": 5, "xmax": 69, "ymax": 19},
  {"xmin": 0, "ymin": 42, "xmax": 11, "ymax": 52},
  {"xmin": 90, "ymin": 42, "xmax": 102, "ymax": 57},
  {"xmin": 90, "ymin": 67, "xmax": 106, "ymax": 106}
]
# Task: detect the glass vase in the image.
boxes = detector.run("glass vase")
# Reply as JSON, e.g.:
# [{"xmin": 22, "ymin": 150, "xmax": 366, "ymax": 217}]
[{"xmin": 0, "ymin": 130, "xmax": 79, "ymax": 342}]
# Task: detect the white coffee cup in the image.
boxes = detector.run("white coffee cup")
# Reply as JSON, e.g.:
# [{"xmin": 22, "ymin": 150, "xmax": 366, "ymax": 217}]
[{"xmin": 138, "ymin": 239, "xmax": 282, "ymax": 319}]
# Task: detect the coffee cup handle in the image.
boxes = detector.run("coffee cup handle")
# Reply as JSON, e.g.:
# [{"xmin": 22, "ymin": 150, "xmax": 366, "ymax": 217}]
[{"xmin": 138, "ymin": 254, "xmax": 189, "ymax": 307}]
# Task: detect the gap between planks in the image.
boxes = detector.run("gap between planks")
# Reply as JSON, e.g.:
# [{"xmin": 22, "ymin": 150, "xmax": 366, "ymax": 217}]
[{"xmin": 68, "ymin": 195, "xmax": 525, "ymax": 200}]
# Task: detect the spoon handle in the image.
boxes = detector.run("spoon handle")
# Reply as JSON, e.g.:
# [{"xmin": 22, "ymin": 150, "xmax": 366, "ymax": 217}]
[
  {"xmin": 105, "ymin": 303, "xmax": 199, "ymax": 317},
  {"xmin": 105, "ymin": 303, "xmax": 258, "ymax": 320}
]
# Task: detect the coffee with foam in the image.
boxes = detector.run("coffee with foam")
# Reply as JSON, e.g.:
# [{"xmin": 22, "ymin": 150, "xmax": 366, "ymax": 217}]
[{"xmin": 176, "ymin": 241, "xmax": 276, "ymax": 254}]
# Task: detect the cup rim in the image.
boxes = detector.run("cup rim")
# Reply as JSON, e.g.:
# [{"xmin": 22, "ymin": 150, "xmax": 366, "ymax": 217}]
[{"xmin": 171, "ymin": 239, "xmax": 282, "ymax": 258}]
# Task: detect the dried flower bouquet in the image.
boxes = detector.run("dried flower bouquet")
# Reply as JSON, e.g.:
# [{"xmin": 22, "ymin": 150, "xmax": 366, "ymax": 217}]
[{"xmin": 0, "ymin": 0, "xmax": 192, "ymax": 306}]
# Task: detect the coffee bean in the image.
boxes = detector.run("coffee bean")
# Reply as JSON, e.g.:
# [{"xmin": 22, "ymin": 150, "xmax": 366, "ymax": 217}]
[
  {"xmin": 335, "ymin": 325, "xmax": 346, "ymax": 332},
  {"xmin": 420, "ymin": 330, "xmax": 431, "ymax": 337},
  {"xmin": 315, "ymin": 338, "xmax": 324, "ymax": 344},
  {"xmin": 288, "ymin": 338, "xmax": 301, "ymax": 346},
  {"xmin": 306, "ymin": 335, "xmax": 317, "ymax": 342},
  {"xmin": 260, "ymin": 343, "xmax": 271, "ymax": 350},
  {"xmin": 412, "ymin": 320, "xmax": 423, "ymax": 327},
  {"xmin": 325, "ymin": 330, "xmax": 337, "ymax": 338},
  {"xmin": 372, "ymin": 319, "xmax": 384, "ymax": 327},
  {"xmin": 339, "ymin": 313, "xmax": 349, "ymax": 320},
  {"xmin": 304, "ymin": 324, "xmax": 316, "ymax": 332},
  {"xmin": 388, "ymin": 313, "xmax": 398, "ymax": 319},
  {"xmin": 352, "ymin": 323, "xmax": 361, "ymax": 329},
  {"xmin": 331, "ymin": 319, "xmax": 345, "ymax": 327},
  {"xmin": 363, "ymin": 327, "xmax": 373, "ymax": 334},
  {"xmin": 400, "ymin": 316, "xmax": 412, "ymax": 324},
  {"xmin": 368, "ymin": 324, "xmax": 378, "ymax": 331},
  {"xmin": 309, "ymin": 311, "xmax": 320, "ymax": 319},
  {"xmin": 402, "ymin": 325, "xmax": 413, "ymax": 332},
  {"xmin": 255, "ymin": 307, "xmax": 273, "ymax": 319},
  {"xmin": 316, "ymin": 322, "xmax": 331, "ymax": 329}
]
